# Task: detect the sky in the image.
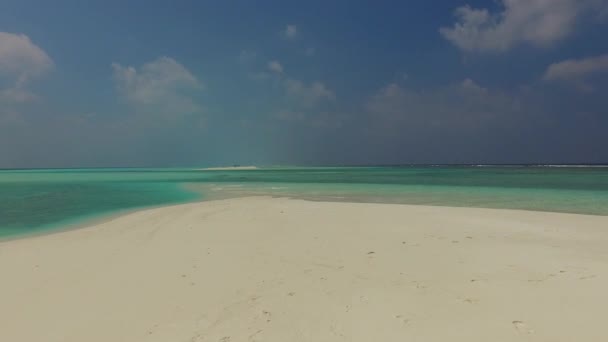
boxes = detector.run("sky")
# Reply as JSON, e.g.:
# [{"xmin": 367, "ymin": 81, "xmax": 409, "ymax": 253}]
[{"xmin": 1, "ymin": 0, "xmax": 608, "ymax": 168}]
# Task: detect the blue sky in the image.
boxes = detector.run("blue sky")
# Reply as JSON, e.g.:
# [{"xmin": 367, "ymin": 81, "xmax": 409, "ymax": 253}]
[{"xmin": 1, "ymin": 0, "xmax": 607, "ymax": 167}]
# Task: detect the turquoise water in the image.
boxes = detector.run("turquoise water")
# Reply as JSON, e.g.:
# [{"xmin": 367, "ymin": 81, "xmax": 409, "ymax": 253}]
[{"xmin": 1, "ymin": 166, "xmax": 608, "ymax": 238}]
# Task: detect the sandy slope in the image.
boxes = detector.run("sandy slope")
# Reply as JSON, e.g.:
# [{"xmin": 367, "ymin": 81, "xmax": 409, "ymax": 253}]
[{"xmin": 1, "ymin": 197, "xmax": 607, "ymax": 341}]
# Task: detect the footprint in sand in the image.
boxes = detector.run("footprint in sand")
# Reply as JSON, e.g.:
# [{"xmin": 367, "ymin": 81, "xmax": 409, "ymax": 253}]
[
  {"xmin": 528, "ymin": 273, "xmax": 556, "ymax": 283},
  {"xmin": 395, "ymin": 315, "xmax": 410, "ymax": 326},
  {"xmin": 512, "ymin": 320, "xmax": 534, "ymax": 334},
  {"xmin": 412, "ymin": 281, "xmax": 427, "ymax": 289},
  {"xmin": 262, "ymin": 310, "xmax": 272, "ymax": 323}
]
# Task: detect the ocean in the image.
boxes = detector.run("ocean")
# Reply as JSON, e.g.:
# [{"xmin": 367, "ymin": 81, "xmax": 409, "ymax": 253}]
[{"xmin": 1, "ymin": 166, "xmax": 607, "ymax": 238}]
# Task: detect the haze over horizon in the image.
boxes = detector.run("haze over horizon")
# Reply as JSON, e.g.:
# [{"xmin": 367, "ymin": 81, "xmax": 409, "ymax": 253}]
[{"xmin": 1, "ymin": 0, "xmax": 608, "ymax": 168}]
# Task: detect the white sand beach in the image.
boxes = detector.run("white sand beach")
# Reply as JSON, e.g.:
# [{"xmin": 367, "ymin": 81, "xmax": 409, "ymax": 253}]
[{"xmin": 1, "ymin": 197, "xmax": 607, "ymax": 341}]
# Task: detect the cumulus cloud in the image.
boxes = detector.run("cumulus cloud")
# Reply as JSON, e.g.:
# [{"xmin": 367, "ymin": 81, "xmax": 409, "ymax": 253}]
[
  {"xmin": 267, "ymin": 60, "xmax": 284, "ymax": 74},
  {"xmin": 0, "ymin": 32, "xmax": 53, "ymax": 85},
  {"xmin": 112, "ymin": 57, "xmax": 203, "ymax": 116},
  {"xmin": 284, "ymin": 79, "xmax": 335, "ymax": 107},
  {"xmin": 0, "ymin": 32, "xmax": 53, "ymax": 121},
  {"xmin": 282, "ymin": 25, "xmax": 297, "ymax": 40},
  {"xmin": 440, "ymin": 0, "xmax": 605, "ymax": 52}
]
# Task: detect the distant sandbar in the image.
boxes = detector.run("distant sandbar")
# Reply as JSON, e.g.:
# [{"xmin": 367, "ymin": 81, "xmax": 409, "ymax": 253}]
[{"xmin": 200, "ymin": 165, "xmax": 258, "ymax": 170}]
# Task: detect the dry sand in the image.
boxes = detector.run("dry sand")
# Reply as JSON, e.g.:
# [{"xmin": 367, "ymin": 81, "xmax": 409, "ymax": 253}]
[{"xmin": 1, "ymin": 197, "xmax": 607, "ymax": 341}]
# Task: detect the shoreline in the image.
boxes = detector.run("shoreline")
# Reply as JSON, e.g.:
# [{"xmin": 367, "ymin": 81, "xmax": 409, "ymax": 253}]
[
  {"xmin": 0, "ymin": 193, "xmax": 205, "ymax": 243},
  {"xmin": 3, "ymin": 193, "xmax": 608, "ymax": 242},
  {"xmin": 0, "ymin": 182, "xmax": 206, "ymax": 242},
  {"xmin": 0, "ymin": 202, "xmax": 183, "ymax": 243}
]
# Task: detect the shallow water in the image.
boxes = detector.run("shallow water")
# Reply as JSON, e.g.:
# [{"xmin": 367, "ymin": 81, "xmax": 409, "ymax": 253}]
[{"xmin": 1, "ymin": 166, "xmax": 607, "ymax": 238}]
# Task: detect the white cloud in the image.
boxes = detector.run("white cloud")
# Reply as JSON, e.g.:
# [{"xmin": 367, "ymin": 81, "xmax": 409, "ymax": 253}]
[
  {"xmin": 283, "ymin": 25, "xmax": 297, "ymax": 40},
  {"xmin": 284, "ymin": 79, "xmax": 335, "ymax": 107},
  {"xmin": 267, "ymin": 60, "xmax": 283, "ymax": 74},
  {"xmin": 112, "ymin": 57, "xmax": 203, "ymax": 116},
  {"xmin": 0, "ymin": 32, "xmax": 53, "ymax": 85},
  {"xmin": 460, "ymin": 78, "xmax": 488, "ymax": 93},
  {"xmin": 0, "ymin": 32, "xmax": 52, "ymax": 117},
  {"xmin": 544, "ymin": 54, "xmax": 608, "ymax": 81},
  {"xmin": 542, "ymin": 54, "xmax": 608, "ymax": 91},
  {"xmin": 440, "ymin": 0, "xmax": 605, "ymax": 52},
  {"xmin": 254, "ymin": 61, "xmax": 334, "ymax": 109}
]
